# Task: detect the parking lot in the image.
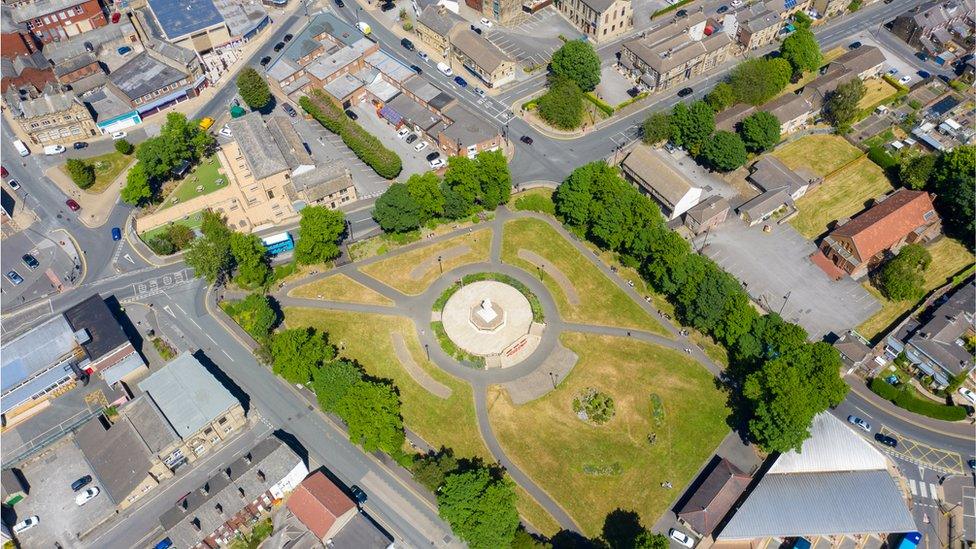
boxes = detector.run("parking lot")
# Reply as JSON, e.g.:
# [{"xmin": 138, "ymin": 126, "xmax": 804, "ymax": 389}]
[
  {"xmin": 12, "ymin": 439, "xmax": 115, "ymax": 548},
  {"xmin": 348, "ymin": 101, "xmax": 439, "ymax": 175},
  {"xmin": 0, "ymin": 229, "xmax": 79, "ymax": 311},
  {"xmin": 485, "ymin": 8, "xmax": 582, "ymax": 67},
  {"xmin": 700, "ymin": 219, "xmax": 880, "ymax": 339}
]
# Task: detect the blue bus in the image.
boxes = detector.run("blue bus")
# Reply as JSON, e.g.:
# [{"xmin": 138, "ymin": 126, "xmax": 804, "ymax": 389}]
[{"xmin": 262, "ymin": 232, "xmax": 294, "ymax": 256}]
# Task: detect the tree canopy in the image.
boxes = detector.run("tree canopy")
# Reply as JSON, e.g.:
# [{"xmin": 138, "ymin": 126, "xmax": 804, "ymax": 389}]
[
  {"xmin": 898, "ymin": 154, "xmax": 935, "ymax": 190},
  {"xmin": 184, "ymin": 210, "xmax": 234, "ymax": 283},
  {"xmin": 121, "ymin": 162, "xmax": 153, "ymax": 205},
  {"xmin": 437, "ymin": 468, "xmax": 519, "ymax": 549},
  {"xmin": 699, "ymin": 130, "xmax": 748, "ymax": 172},
  {"xmin": 229, "ymin": 232, "xmax": 270, "ymax": 288},
  {"xmin": 931, "ymin": 146, "xmax": 975, "ymax": 247},
  {"xmin": 237, "ymin": 67, "xmax": 271, "ymax": 109},
  {"xmin": 669, "ymin": 100, "xmax": 714, "ymax": 154},
  {"xmin": 823, "ymin": 78, "xmax": 866, "ymax": 130},
  {"xmin": 641, "ymin": 112, "xmax": 671, "ymax": 144},
  {"xmin": 224, "ymin": 293, "xmax": 277, "ymax": 340},
  {"xmin": 739, "ymin": 111, "xmax": 781, "ymax": 152},
  {"xmin": 780, "ymin": 28, "xmax": 823, "ymax": 75},
  {"xmin": 538, "ymin": 76, "xmax": 584, "ymax": 130},
  {"xmin": 295, "ymin": 206, "xmax": 346, "ymax": 264},
  {"xmin": 876, "ymin": 243, "xmax": 932, "ymax": 301},
  {"xmin": 705, "ymin": 82, "xmax": 736, "ymax": 112},
  {"xmin": 374, "ymin": 182, "xmax": 421, "ymax": 233},
  {"xmin": 66, "ymin": 158, "xmax": 95, "ymax": 189},
  {"xmin": 406, "ymin": 172, "xmax": 445, "ymax": 222},
  {"xmin": 267, "ymin": 327, "xmax": 335, "ymax": 383},
  {"xmin": 729, "ymin": 57, "xmax": 792, "ymax": 105},
  {"xmin": 339, "ymin": 380, "xmax": 405, "ymax": 454},
  {"xmin": 550, "ymin": 40, "xmax": 601, "ymax": 91}
]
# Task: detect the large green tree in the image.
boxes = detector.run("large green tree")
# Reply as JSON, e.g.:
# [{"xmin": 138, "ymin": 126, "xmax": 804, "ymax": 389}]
[
  {"xmin": 780, "ymin": 28, "xmax": 823, "ymax": 76},
  {"xmin": 739, "ymin": 111, "xmax": 781, "ymax": 152},
  {"xmin": 550, "ymin": 40, "xmax": 601, "ymax": 91},
  {"xmin": 476, "ymin": 149, "xmax": 511, "ymax": 210},
  {"xmin": 268, "ymin": 327, "xmax": 335, "ymax": 384},
  {"xmin": 374, "ymin": 182, "xmax": 421, "ymax": 233},
  {"xmin": 312, "ymin": 358, "xmax": 363, "ymax": 413},
  {"xmin": 237, "ymin": 67, "xmax": 271, "ymax": 109},
  {"xmin": 66, "ymin": 159, "xmax": 95, "ymax": 189},
  {"xmin": 743, "ymin": 342, "xmax": 848, "ymax": 452},
  {"xmin": 442, "ymin": 155, "xmax": 480, "ymax": 208},
  {"xmin": 437, "ymin": 468, "xmax": 519, "ymax": 549},
  {"xmin": 121, "ymin": 163, "xmax": 153, "ymax": 205},
  {"xmin": 641, "ymin": 112, "xmax": 671, "ymax": 144},
  {"xmin": 184, "ymin": 210, "xmax": 234, "ymax": 283},
  {"xmin": 338, "ymin": 380, "xmax": 405, "ymax": 454},
  {"xmin": 705, "ymin": 82, "xmax": 736, "ymax": 112},
  {"xmin": 730, "ymin": 57, "xmax": 792, "ymax": 105},
  {"xmin": 295, "ymin": 206, "xmax": 345, "ymax": 264},
  {"xmin": 538, "ymin": 76, "xmax": 584, "ymax": 130},
  {"xmin": 410, "ymin": 448, "xmax": 460, "ymax": 492},
  {"xmin": 823, "ymin": 78, "xmax": 866, "ymax": 130},
  {"xmin": 669, "ymin": 100, "xmax": 714, "ymax": 154},
  {"xmin": 229, "ymin": 232, "xmax": 270, "ymax": 288},
  {"xmin": 226, "ymin": 293, "xmax": 277, "ymax": 340},
  {"xmin": 876, "ymin": 243, "xmax": 931, "ymax": 301},
  {"xmin": 898, "ymin": 154, "xmax": 935, "ymax": 190},
  {"xmin": 405, "ymin": 172, "xmax": 444, "ymax": 222},
  {"xmin": 699, "ymin": 130, "xmax": 748, "ymax": 171},
  {"xmin": 932, "ymin": 146, "xmax": 975, "ymax": 247}
]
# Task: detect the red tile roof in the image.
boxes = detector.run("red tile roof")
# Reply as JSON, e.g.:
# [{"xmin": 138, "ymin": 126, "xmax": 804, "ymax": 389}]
[
  {"xmin": 810, "ymin": 250, "xmax": 846, "ymax": 281},
  {"xmin": 286, "ymin": 472, "xmax": 355, "ymax": 539},
  {"xmin": 676, "ymin": 458, "xmax": 751, "ymax": 536},
  {"xmin": 827, "ymin": 189, "xmax": 937, "ymax": 262}
]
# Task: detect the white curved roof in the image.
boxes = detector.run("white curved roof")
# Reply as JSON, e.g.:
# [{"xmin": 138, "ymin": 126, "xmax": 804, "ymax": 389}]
[{"xmin": 769, "ymin": 412, "xmax": 888, "ymax": 474}]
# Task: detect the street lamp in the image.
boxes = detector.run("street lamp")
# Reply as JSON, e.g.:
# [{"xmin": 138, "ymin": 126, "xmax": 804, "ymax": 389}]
[
  {"xmin": 548, "ymin": 371, "xmax": 557, "ymax": 388},
  {"xmin": 425, "ymin": 343, "xmax": 430, "ymax": 360},
  {"xmin": 437, "ymin": 255, "xmax": 443, "ymax": 274},
  {"xmin": 779, "ymin": 290, "xmax": 792, "ymax": 316},
  {"xmin": 538, "ymin": 264, "xmax": 544, "ymax": 281}
]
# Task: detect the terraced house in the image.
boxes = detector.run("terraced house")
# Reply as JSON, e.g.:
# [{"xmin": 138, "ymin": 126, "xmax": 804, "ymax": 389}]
[
  {"xmin": 557, "ymin": 0, "xmax": 634, "ymax": 43},
  {"xmin": 9, "ymin": 0, "xmax": 107, "ymax": 44},
  {"xmin": 4, "ymin": 83, "xmax": 97, "ymax": 144},
  {"xmin": 448, "ymin": 26, "xmax": 515, "ymax": 88}
]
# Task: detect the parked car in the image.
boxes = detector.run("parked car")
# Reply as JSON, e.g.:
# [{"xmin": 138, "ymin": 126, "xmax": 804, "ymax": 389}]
[
  {"xmin": 429, "ymin": 157, "xmax": 446, "ymax": 169},
  {"xmin": 344, "ymin": 109, "xmax": 358, "ymax": 121},
  {"xmin": 71, "ymin": 475, "xmax": 93, "ymax": 491},
  {"xmin": 437, "ymin": 62, "xmax": 452, "ymax": 76},
  {"xmin": 454, "ymin": 76, "xmax": 468, "ymax": 88},
  {"xmin": 401, "ymin": 38, "xmax": 415, "ymax": 51},
  {"xmin": 75, "ymin": 486, "xmax": 100, "ymax": 506},
  {"xmin": 426, "ymin": 151, "xmax": 441, "ymax": 162},
  {"xmin": 675, "ymin": 9, "xmax": 688, "ymax": 17},
  {"xmin": 283, "ymin": 33, "xmax": 294, "ymax": 42},
  {"xmin": 111, "ymin": 130, "xmax": 127, "ymax": 140},
  {"xmin": 219, "ymin": 125, "xmax": 233, "ymax": 138},
  {"xmin": 397, "ymin": 127, "xmax": 411, "ymax": 139},
  {"xmin": 874, "ymin": 433, "xmax": 898, "ymax": 447},
  {"xmin": 476, "ymin": 88, "xmax": 486, "ymax": 97},
  {"xmin": 8, "ymin": 179, "xmax": 20, "ymax": 190},
  {"xmin": 154, "ymin": 538, "xmax": 174, "ymax": 549},
  {"xmin": 12, "ymin": 516, "xmax": 38, "ymax": 534},
  {"xmin": 5, "ymin": 271, "xmax": 23, "ymax": 285},
  {"xmin": 847, "ymin": 415, "xmax": 871, "ymax": 432},
  {"xmin": 21, "ymin": 254, "xmax": 39, "ymax": 270},
  {"xmin": 334, "ymin": 0, "xmax": 344, "ymax": 6},
  {"xmin": 716, "ymin": 5, "xmax": 729, "ymax": 13},
  {"xmin": 520, "ymin": 135, "xmax": 533, "ymax": 145},
  {"xmin": 111, "ymin": 227, "xmax": 122, "ymax": 241},
  {"xmin": 899, "ymin": 75, "xmax": 912, "ymax": 85},
  {"xmin": 677, "ymin": 87, "xmax": 693, "ymax": 97},
  {"xmin": 917, "ymin": 70, "xmax": 931, "ymax": 79},
  {"xmin": 969, "ymin": 458, "xmax": 975, "ymax": 470},
  {"xmin": 887, "ymin": 67, "xmax": 898, "ymax": 75},
  {"xmin": 380, "ymin": 2, "xmax": 395, "ymax": 11},
  {"xmin": 73, "ymin": 141, "xmax": 88, "ymax": 149},
  {"xmin": 282, "ymin": 103, "xmax": 297, "ymax": 117},
  {"xmin": 470, "ymin": 24, "xmax": 482, "ymax": 35},
  {"xmin": 260, "ymin": 56, "xmax": 272, "ymax": 66},
  {"xmin": 848, "ymin": 41, "xmax": 862, "ymax": 49},
  {"xmin": 730, "ymin": 0, "xmax": 742, "ymax": 5},
  {"xmin": 419, "ymin": 52, "xmax": 429, "ymax": 62},
  {"xmin": 350, "ymin": 485, "xmax": 367, "ymax": 504},
  {"xmin": 410, "ymin": 64, "xmax": 423, "ymax": 74},
  {"xmin": 414, "ymin": 141, "xmax": 429, "ymax": 152},
  {"xmin": 84, "ymin": 41, "xmax": 94, "ymax": 53},
  {"xmin": 66, "ymin": 198, "xmax": 81, "ymax": 211},
  {"xmin": 958, "ymin": 387, "xmax": 976, "ymax": 406},
  {"xmin": 117, "ymin": 46, "xmax": 132, "ymax": 55},
  {"xmin": 0, "ymin": 166, "xmax": 6, "ymax": 177},
  {"xmin": 273, "ymin": 41, "xmax": 285, "ymax": 52},
  {"xmin": 915, "ymin": 51, "xmax": 929, "ymax": 62},
  {"xmin": 44, "ymin": 144, "xmax": 66, "ymax": 155},
  {"xmin": 669, "ymin": 528, "xmax": 695, "ymax": 548},
  {"xmin": 405, "ymin": 134, "xmax": 418, "ymax": 144}
]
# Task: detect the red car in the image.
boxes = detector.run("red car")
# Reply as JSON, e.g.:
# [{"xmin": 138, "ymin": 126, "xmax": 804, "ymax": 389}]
[
  {"xmin": 1, "ymin": 166, "xmax": 7, "ymax": 178},
  {"xmin": 66, "ymin": 199, "xmax": 81, "ymax": 211}
]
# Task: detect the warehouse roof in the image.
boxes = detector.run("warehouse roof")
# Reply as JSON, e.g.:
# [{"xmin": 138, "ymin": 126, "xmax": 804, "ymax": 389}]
[
  {"xmin": 146, "ymin": 0, "xmax": 225, "ymax": 40},
  {"xmin": 108, "ymin": 53, "xmax": 188, "ymax": 101}
]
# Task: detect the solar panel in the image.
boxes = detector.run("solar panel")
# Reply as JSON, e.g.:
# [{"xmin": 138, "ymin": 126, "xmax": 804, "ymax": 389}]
[{"xmin": 784, "ymin": 0, "xmax": 797, "ymax": 8}]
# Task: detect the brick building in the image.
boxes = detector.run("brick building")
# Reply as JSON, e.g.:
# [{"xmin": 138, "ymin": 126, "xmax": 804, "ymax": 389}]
[{"xmin": 10, "ymin": 0, "xmax": 108, "ymax": 44}]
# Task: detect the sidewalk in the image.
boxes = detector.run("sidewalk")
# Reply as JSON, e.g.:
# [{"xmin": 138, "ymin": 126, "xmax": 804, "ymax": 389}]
[{"xmin": 44, "ymin": 164, "xmax": 128, "ymax": 228}]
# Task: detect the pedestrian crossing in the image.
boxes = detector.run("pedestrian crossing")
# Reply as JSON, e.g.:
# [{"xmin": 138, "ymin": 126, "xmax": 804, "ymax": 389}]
[{"xmin": 908, "ymin": 479, "xmax": 940, "ymax": 501}]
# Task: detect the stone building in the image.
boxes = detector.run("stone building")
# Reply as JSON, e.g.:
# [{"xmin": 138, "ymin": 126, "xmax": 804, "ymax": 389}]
[
  {"xmin": 557, "ymin": 0, "xmax": 634, "ymax": 43},
  {"xmin": 4, "ymin": 83, "xmax": 97, "ymax": 144}
]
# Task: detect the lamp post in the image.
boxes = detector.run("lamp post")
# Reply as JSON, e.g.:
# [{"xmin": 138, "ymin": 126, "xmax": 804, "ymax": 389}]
[
  {"xmin": 779, "ymin": 290, "xmax": 792, "ymax": 316},
  {"xmin": 538, "ymin": 264, "xmax": 544, "ymax": 281},
  {"xmin": 548, "ymin": 371, "xmax": 557, "ymax": 388},
  {"xmin": 437, "ymin": 255, "xmax": 443, "ymax": 274},
  {"xmin": 425, "ymin": 343, "xmax": 430, "ymax": 360}
]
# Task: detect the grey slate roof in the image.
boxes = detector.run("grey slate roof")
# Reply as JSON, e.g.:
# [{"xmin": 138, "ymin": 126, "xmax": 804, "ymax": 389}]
[
  {"xmin": 277, "ymin": 13, "xmax": 334, "ymax": 64},
  {"xmin": 227, "ymin": 112, "xmax": 290, "ymax": 181},
  {"xmin": 54, "ymin": 53, "xmax": 98, "ymax": 77},
  {"xmin": 75, "ymin": 415, "xmax": 154, "ymax": 504},
  {"xmin": 289, "ymin": 165, "xmax": 353, "ymax": 203},
  {"xmin": 417, "ymin": 5, "xmax": 465, "ymax": 37},
  {"xmin": 441, "ymin": 103, "xmax": 497, "ymax": 145},
  {"xmin": 16, "ymin": 90, "xmax": 78, "ymax": 118},
  {"xmin": 331, "ymin": 513, "xmax": 394, "ymax": 549},
  {"xmin": 108, "ymin": 52, "xmax": 188, "ymax": 101},
  {"xmin": 85, "ymin": 86, "xmax": 133, "ymax": 122},
  {"xmin": 449, "ymin": 27, "xmax": 513, "ymax": 73},
  {"xmin": 906, "ymin": 280, "xmax": 975, "ymax": 376},
  {"xmin": 121, "ymin": 395, "xmax": 180, "ymax": 456},
  {"xmin": 137, "ymin": 352, "xmax": 241, "ymax": 439},
  {"xmin": 621, "ymin": 144, "xmax": 697, "ymax": 207},
  {"xmin": 146, "ymin": 0, "xmax": 225, "ymax": 40},
  {"xmin": 685, "ymin": 195, "xmax": 730, "ymax": 225},
  {"xmin": 306, "ymin": 39, "xmax": 372, "ymax": 81},
  {"xmin": 832, "ymin": 45, "xmax": 886, "ymax": 75},
  {"xmin": 266, "ymin": 116, "xmax": 314, "ymax": 169},
  {"xmin": 748, "ymin": 156, "xmax": 808, "ymax": 195},
  {"xmin": 736, "ymin": 187, "xmax": 792, "ymax": 221},
  {"xmin": 11, "ymin": 0, "xmax": 87, "ymax": 22},
  {"xmin": 579, "ymin": 0, "xmax": 618, "ymax": 14}
]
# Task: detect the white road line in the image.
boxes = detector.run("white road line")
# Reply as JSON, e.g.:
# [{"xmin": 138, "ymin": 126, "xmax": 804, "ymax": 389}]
[
  {"xmin": 920, "ymin": 481, "xmax": 928, "ymax": 498},
  {"xmin": 222, "ymin": 349, "xmax": 232, "ymax": 359},
  {"xmin": 189, "ymin": 317, "xmax": 202, "ymax": 330},
  {"xmin": 909, "ymin": 479, "xmax": 917, "ymax": 495},
  {"xmin": 174, "ymin": 302, "xmax": 187, "ymax": 315},
  {"xmin": 930, "ymin": 483, "xmax": 939, "ymax": 500}
]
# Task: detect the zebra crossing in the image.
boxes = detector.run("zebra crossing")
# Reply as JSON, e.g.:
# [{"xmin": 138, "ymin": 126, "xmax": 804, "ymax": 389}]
[{"xmin": 908, "ymin": 478, "xmax": 940, "ymax": 501}]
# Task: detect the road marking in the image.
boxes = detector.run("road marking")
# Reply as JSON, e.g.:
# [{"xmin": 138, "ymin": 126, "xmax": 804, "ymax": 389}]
[
  {"xmin": 188, "ymin": 317, "xmax": 203, "ymax": 330},
  {"xmin": 163, "ymin": 305, "xmax": 175, "ymax": 317},
  {"xmin": 175, "ymin": 302, "xmax": 187, "ymax": 315},
  {"xmin": 222, "ymin": 349, "xmax": 232, "ymax": 360},
  {"xmin": 930, "ymin": 483, "xmax": 939, "ymax": 500},
  {"xmin": 910, "ymin": 479, "xmax": 917, "ymax": 495},
  {"xmin": 920, "ymin": 481, "xmax": 928, "ymax": 498}
]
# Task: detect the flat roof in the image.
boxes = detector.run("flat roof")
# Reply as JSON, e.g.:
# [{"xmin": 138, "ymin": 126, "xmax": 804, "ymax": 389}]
[
  {"xmin": 75, "ymin": 415, "xmax": 154, "ymax": 504},
  {"xmin": 1, "ymin": 315, "xmax": 78, "ymax": 396},
  {"xmin": 108, "ymin": 53, "xmax": 188, "ymax": 101},
  {"xmin": 63, "ymin": 294, "xmax": 130, "ymax": 362},
  {"xmin": 441, "ymin": 103, "xmax": 497, "ymax": 145},
  {"xmin": 146, "ymin": 0, "xmax": 225, "ymax": 41}
]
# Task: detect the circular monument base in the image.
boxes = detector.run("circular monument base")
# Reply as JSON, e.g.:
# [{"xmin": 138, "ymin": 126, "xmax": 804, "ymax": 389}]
[{"xmin": 441, "ymin": 281, "xmax": 533, "ymax": 357}]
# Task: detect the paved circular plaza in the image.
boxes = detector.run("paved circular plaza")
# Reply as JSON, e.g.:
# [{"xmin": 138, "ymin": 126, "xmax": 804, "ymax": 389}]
[{"xmin": 441, "ymin": 280, "xmax": 534, "ymax": 356}]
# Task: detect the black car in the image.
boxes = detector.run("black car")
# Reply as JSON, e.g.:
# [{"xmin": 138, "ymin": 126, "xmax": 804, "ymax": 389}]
[
  {"xmin": 283, "ymin": 33, "xmax": 294, "ymax": 42},
  {"xmin": 72, "ymin": 141, "xmax": 88, "ymax": 150},
  {"xmin": 915, "ymin": 51, "xmax": 929, "ymax": 62},
  {"xmin": 917, "ymin": 70, "xmax": 931, "ymax": 79},
  {"xmin": 334, "ymin": 0, "xmax": 344, "ymax": 6},
  {"xmin": 282, "ymin": 103, "xmax": 297, "ymax": 117},
  {"xmin": 350, "ymin": 485, "xmax": 367, "ymax": 505},
  {"xmin": 425, "ymin": 151, "xmax": 441, "ymax": 162},
  {"xmin": 401, "ymin": 38, "xmax": 415, "ymax": 51},
  {"xmin": 344, "ymin": 109, "xmax": 358, "ymax": 121},
  {"xmin": 883, "ymin": 0, "xmax": 894, "ymax": 3},
  {"xmin": 675, "ymin": 9, "xmax": 688, "ymax": 17},
  {"xmin": 848, "ymin": 41, "xmax": 862, "ymax": 49},
  {"xmin": 968, "ymin": 458, "xmax": 975, "ymax": 470},
  {"xmin": 677, "ymin": 87, "xmax": 693, "ymax": 97},
  {"xmin": 716, "ymin": 5, "xmax": 729, "ymax": 13},
  {"xmin": 71, "ymin": 475, "xmax": 93, "ymax": 492},
  {"xmin": 380, "ymin": 2, "xmax": 395, "ymax": 10},
  {"xmin": 410, "ymin": 64, "xmax": 423, "ymax": 74},
  {"xmin": 520, "ymin": 135, "xmax": 533, "ymax": 145},
  {"xmin": 260, "ymin": 56, "xmax": 272, "ymax": 66},
  {"xmin": 405, "ymin": 134, "xmax": 418, "ymax": 144},
  {"xmin": 21, "ymin": 254, "xmax": 38, "ymax": 270},
  {"xmin": 273, "ymin": 42, "xmax": 285, "ymax": 52},
  {"xmin": 470, "ymin": 24, "xmax": 482, "ymax": 34},
  {"xmin": 874, "ymin": 433, "xmax": 898, "ymax": 447}
]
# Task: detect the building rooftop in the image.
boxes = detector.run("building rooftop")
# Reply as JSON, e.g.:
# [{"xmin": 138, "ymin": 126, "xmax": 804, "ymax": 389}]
[
  {"xmin": 227, "ymin": 112, "xmax": 290, "ymax": 180},
  {"xmin": 578, "ymin": 0, "xmax": 618, "ymax": 14},
  {"xmin": 364, "ymin": 50, "xmax": 415, "ymax": 83},
  {"xmin": 137, "ymin": 352, "xmax": 241, "ymax": 439},
  {"xmin": 624, "ymin": 13, "xmax": 731, "ymax": 74},
  {"xmin": 736, "ymin": 187, "xmax": 793, "ymax": 222},
  {"xmin": 769, "ymin": 413, "xmax": 889, "ymax": 474},
  {"xmin": 146, "ymin": 0, "xmax": 225, "ymax": 41},
  {"xmin": 53, "ymin": 52, "xmax": 98, "ymax": 77},
  {"xmin": 331, "ymin": 513, "xmax": 394, "ymax": 549},
  {"xmin": 212, "ymin": 0, "xmax": 268, "ymax": 38},
  {"xmin": 41, "ymin": 20, "xmax": 137, "ymax": 64},
  {"xmin": 287, "ymin": 471, "xmax": 356, "ymax": 539},
  {"xmin": 417, "ymin": 5, "xmax": 465, "ymax": 37},
  {"xmin": 15, "ymin": 89, "xmax": 77, "ymax": 118},
  {"xmin": 403, "ymin": 75, "xmax": 444, "ymax": 103},
  {"xmin": 121, "ymin": 395, "xmax": 181, "ymax": 456},
  {"xmin": 1, "ymin": 315, "xmax": 79, "ymax": 403},
  {"xmin": 289, "ymin": 165, "xmax": 353, "ymax": 204},
  {"xmin": 75, "ymin": 415, "xmax": 154, "ymax": 505},
  {"xmin": 63, "ymin": 294, "xmax": 130, "ymax": 363},
  {"xmin": 10, "ymin": 0, "xmax": 88, "ymax": 22},
  {"xmin": 685, "ymin": 195, "xmax": 730, "ymax": 225},
  {"xmin": 832, "ymin": 45, "xmax": 886, "ymax": 75},
  {"xmin": 385, "ymin": 92, "xmax": 442, "ymax": 131},
  {"xmin": 306, "ymin": 38, "xmax": 373, "ymax": 81},
  {"xmin": 311, "ymin": 12, "xmax": 363, "ymax": 47},
  {"xmin": 85, "ymin": 86, "xmax": 134, "ymax": 122},
  {"xmin": 828, "ymin": 189, "xmax": 938, "ymax": 263},
  {"xmin": 108, "ymin": 52, "xmax": 188, "ymax": 101},
  {"xmin": 907, "ymin": 280, "xmax": 975, "ymax": 376},
  {"xmin": 675, "ymin": 458, "xmax": 751, "ymax": 536},
  {"xmin": 440, "ymin": 103, "xmax": 498, "ymax": 146},
  {"xmin": 748, "ymin": 156, "xmax": 809, "ymax": 195},
  {"xmin": 740, "ymin": 5, "xmax": 779, "ymax": 33},
  {"xmin": 324, "ymin": 73, "xmax": 366, "ymax": 100},
  {"xmin": 449, "ymin": 27, "xmax": 513, "ymax": 73},
  {"xmin": 266, "ymin": 116, "xmax": 314, "ymax": 169},
  {"xmin": 764, "ymin": 90, "xmax": 818, "ymax": 123},
  {"xmin": 621, "ymin": 144, "xmax": 698, "ymax": 209},
  {"xmin": 276, "ymin": 13, "xmax": 348, "ymax": 66}
]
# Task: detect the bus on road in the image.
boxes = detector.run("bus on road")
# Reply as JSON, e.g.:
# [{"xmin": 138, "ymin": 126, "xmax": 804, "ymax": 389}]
[{"xmin": 261, "ymin": 232, "xmax": 294, "ymax": 256}]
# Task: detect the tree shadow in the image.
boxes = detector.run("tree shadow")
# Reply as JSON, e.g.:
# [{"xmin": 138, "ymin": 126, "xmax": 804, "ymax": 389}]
[{"xmin": 601, "ymin": 508, "xmax": 644, "ymax": 549}]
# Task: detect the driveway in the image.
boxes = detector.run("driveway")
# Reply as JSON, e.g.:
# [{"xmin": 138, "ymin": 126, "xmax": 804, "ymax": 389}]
[{"xmin": 700, "ymin": 219, "xmax": 880, "ymax": 339}]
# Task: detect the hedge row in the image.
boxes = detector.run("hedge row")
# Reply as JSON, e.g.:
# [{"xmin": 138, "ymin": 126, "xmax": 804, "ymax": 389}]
[
  {"xmin": 432, "ymin": 272, "xmax": 544, "ymax": 322},
  {"xmin": 431, "ymin": 321, "xmax": 485, "ymax": 368},
  {"xmin": 869, "ymin": 377, "xmax": 969, "ymax": 421},
  {"xmin": 584, "ymin": 92, "xmax": 614, "ymax": 116},
  {"xmin": 300, "ymin": 91, "xmax": 402, "ymax": 179}
]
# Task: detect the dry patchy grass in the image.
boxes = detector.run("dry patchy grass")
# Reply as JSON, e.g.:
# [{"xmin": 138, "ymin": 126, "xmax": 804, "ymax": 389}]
[
  {"xmin": 772, "ymin": 134, "xmax": 864, "ymax": 177},
  {"xmin": 289, "ymin": 273, "xmax": 394, "ymax": 306},
  {"xmin": 858, "ymin": 78, "xmax": 899, "ymax": 110},
  {"xmin": 790, "ymin": 157, "xmax": 894, "ymax": 239}
]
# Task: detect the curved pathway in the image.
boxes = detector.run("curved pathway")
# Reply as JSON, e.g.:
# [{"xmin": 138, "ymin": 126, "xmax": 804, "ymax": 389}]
[{"xmin": 271, "ymin": 206, "xmax": 730, "ymax": 535}]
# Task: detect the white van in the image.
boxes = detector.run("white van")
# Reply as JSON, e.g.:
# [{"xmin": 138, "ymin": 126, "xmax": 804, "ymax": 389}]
[
  {"xmin": 13, "ymin": 140, "xmax": 29, "ymax": 157},
  {"xmin": 356, "ymin": 22, "xmax": 371, "ymax": 35},
  {"xmin": 43, "ymin": 144, "xmax": 66, "ymax": 155},
  {"xmin": 437, "ymin": 62, "xmax": 453, "ymax": 76}
]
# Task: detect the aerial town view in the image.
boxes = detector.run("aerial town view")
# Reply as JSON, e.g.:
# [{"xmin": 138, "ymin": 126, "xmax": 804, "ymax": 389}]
[{"xmin": 0, "ymin": 0, "xmax": 974, "ymax": 545}]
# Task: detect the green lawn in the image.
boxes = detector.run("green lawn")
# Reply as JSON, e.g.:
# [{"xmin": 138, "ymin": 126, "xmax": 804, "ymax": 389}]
[
  {"xmin": 858, "ymin": 78, "xmax": 899, "ymax": 110},
  {"xmin": 487, "ymin": 332, "xmax": 730, "ymax": 537},
  {"xmin": 159, "ymin": 155, "xmax": 226, "ymax": 210},
  {"xmin": 501, "ymin": 217, "xmax": 667, "ymax": 335},
  {"xmin": 60, "ymin": 151, "xmax": 133, "ymax": 194},
  {"xmin": 772, "ymin": 134, "xmax": 864, "ymax": 177},
  {"xmin": 789, "ymin": 157, "xmax": 895, "ymax": 239},
  {"xmin": 138, "ymin": 211, "xmax": 203, "ymax": 241}
]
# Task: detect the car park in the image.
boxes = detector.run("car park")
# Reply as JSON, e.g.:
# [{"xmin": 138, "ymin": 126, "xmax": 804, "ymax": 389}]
[
  {"xmin": 874, "ymin": 433, "xmax": 898, "ymax": 447},
  {"xmin": 260, "ymin": 56, "xmax": 272, "ymax": 66},
  {"xmin": 73, "ymin": 141, "xmax": 88, "ymax": 149},
  {"xmin": 480, "ymin": 17, "xmax": 493, "ymax": 27},
  {"xmin": 12, "ymin": 516, "xmax": 38, "ymax": 534},
  {"xmin": 6, "ymin": 271, "xmax": 23, "ymax": 285},
  {"xmin": 848, "ymin": 41, "xmax": 862, "ymax": 49},
  {"xmin": 899, "ymin": 75, "xmax": 912, "ymax": 85},
  {"xmin": 437, "ymin": 62, "xmax": 453, "ymax": 76},
  {"xmin": 414, "ymin": 141, "xmax": 429, "ymax": 152},
  {"xmin": 397, "ymin": 127, "xmax": 411, "ymax": 139},
  {"xmin": 66, "ymin": 198, "xmax": 81, "ymax": 211},
  {"xmin": 520, "ymin": 135, "xmax": 533, "ymax": 145},
  {"xmin": 111, "ymin": 130, "xmax": 127, "ymax": 140},
  {"xmin": 959, "ymin": 387, "xmax": 976, "ymax": 406},
  {"xmin": 429, "ymin": 158, "xmax": 446, "ymax": 169},
  {"xmin": 401, "ymin": 38, "xmax": 415, "ymax": 51},
  {"xmin": 21, "ymin": 254, "xmax": 39, "ymax": 270},
  {"xmin": 677, "ymin": 87, "xmax": 693, "ymax": 97},
  {"xmin": 405, "ymin": 134, "xmax": 418, "ymax": 144},
  {"xmin": 344, "ymin": 109, "xmax": 358, "ymax": 120},
  {"xmin": 111, "ymin": 227, "xmax": 122, "ymax": 241},
  {"xmin": 426, "ymin": 151, "xmax": 441, "ymax": 162},
  {"xmin": 847, "ymin": 415, "xmax": 871, "ymax": 432},
  {"xmin": 716, "ymin": 5, "xmax": 728, "ymax": 13},
  {"xmin": 75, "ymin": 486, "xmax": 100, "ymax": 506},
  {"xmin": 454, "ymin": 76, "xmax": 468, "ymax": 88},
  {"xmin": 282, "ymin": 103, "xmax": 297, "ymax": 117},
  {"xmin": 8, "ymin": 179, "xmax": 20, "ymax": 190},
  {"xmin": 284, "ymin": 33, "xmax": 294, "ymax": 42},
  {"xmin": 273, "ymin": 42, "xmax": 285, "ymax": 52},
  {"xmin": 669, "ymin": 528, "xmax": 694, "ymax": 548},
  {"xmin": 71, "ymin": 475, "xmax": 93, "ymax": 491},
  {"xmin": 419, "ymin": 52, "xmax": 429, "ymax": 62}
]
